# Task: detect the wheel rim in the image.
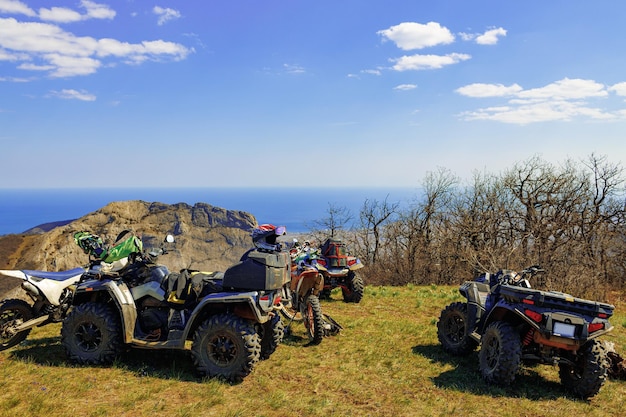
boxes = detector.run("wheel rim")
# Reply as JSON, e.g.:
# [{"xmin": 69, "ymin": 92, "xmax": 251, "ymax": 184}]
[
  {"xmin": 75, "ymin": 322, "xmax": 102, "ymax": 352},
  {"xmin": 0, "ymin": 310, "xmax": 24, "ymax": 343},
  {"xmin": 208, "ymin": 334, "xmax": 238, "ymax": 366},
  {"xmin": 443, "ymin": 313, "xmax": 465, "ymax": 344},
  {"xmin": 483, "ymin": 336, "xmax": 500, "ymax": 370}
]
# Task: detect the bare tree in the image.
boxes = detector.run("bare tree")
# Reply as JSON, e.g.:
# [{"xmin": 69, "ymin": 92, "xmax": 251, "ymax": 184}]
[
  {"xmin": 357, "ymin": 196, "xmax": 399, "ymax": 265},
  {"xmin": 307, "ymin": 203, "xmax": 353, "ymax": 243}
]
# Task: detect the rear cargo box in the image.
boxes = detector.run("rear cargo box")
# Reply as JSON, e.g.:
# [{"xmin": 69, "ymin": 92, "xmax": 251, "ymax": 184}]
[
  {"xmin": 499, "ymin": 285, "xmax": 615, "ymax": 318},
  {"xmin": 223, "ymin": 250, "xmax": 290, "ymax": 291}
]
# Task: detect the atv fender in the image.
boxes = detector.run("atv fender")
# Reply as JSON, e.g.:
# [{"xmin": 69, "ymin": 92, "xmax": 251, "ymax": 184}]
[
  {"xmin": 181, "ymin": 291, "xmax": 272, "ymax": 340},
  {"xmin": 481, "ymin": 303, "xmax": 540, "ymax": 334},
  {"xmin": 73, "ymin": 280, "xmax": 138, "ymax": 344}
]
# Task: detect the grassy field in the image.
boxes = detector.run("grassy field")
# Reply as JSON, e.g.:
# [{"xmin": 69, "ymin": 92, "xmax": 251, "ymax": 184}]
[{"xmin": 1, "ymin": 285, "xmax": 626, "ymax": 417}]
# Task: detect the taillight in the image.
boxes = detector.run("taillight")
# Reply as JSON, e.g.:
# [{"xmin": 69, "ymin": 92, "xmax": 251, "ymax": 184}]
[
  {"xmin": 525, "ymin": 309, "xmax": 542, "ymax": 323},
  {"xmin": 598, "ymin": 313, "xmax": 608, "ymax": 319},
  {"xmin": 522, "ymin": 299, "xmax": 535, "ymax": 305},
  {"xmin": 588, "ymin": 322, "xmax": 604, "ymax": 333}
]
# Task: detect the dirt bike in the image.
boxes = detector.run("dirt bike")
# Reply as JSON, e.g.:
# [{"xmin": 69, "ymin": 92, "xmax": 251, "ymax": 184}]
[
  {"xmin": 0, "ymin": 266, "xmax": 86, "ymax": 350},
  {"xmin": 61, "ymin": 227, "xmax": 290, "ymax": 383},
  {"xmin": 314, "ymin": 238, "xmax": 365, "ymax": 303},
  {"xmin": 284, "ymin": 247, "xmax": 326, "ymax": 344},
  {"xmin": 437, "ymin": 265, "xmax": 614, "ymax": 398},
  {"xmin": 0, "ymin": 230, "xmax": 149, "ymax": 351}
]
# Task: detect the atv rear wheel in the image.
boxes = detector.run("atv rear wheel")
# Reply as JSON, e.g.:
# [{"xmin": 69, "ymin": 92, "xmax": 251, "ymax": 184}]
[
  {"xmin": 437, "ymin": 302, "xmax": 478, "ymax": 356},
  {"xmin": 558, "ymin": 339, "xmax": 609, "ymax": 398},
  {"xmin": 341, "ymin": 272, "xmax": 364, "ymax": 303},
  {"xmin": 61, "ymin": 302, "xmax": 123, "ymax": 365},
  {"xmin": 260, "ymin": 313, "xmax": 284, "ymax": 360},
  {"xmin": 0, "ymin": 299, "xmax": 34, "ymax": 351},
  {"xmin": 302, "ymin": 294, "xmax": 324, "ymax": 344},
  {"xmin": 479, "ymin": 321, "xmax": 521, "ymax": 385},
  {"xmin": 191, "ymin": 313, "xmax": 261, "ymax": 383}
]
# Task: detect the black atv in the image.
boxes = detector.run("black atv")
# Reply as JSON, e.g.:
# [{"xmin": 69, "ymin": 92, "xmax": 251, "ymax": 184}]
[
  {"xmin": 437, "ymin": 266, "xmax": 614, "ymax": 398},
  {"xmin": 61, "ymin": 234, "xmax": 290, "ymax": 383}
]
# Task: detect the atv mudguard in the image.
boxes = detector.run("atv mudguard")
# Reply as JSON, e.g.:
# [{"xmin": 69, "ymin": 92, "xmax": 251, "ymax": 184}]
[
  {"xmin": 72, "ymin": 279, "xmax": 139, "ymax": 344},
  {"xmin": 459, "ymin": 280, "xmax": 490, "ymax": 331}
]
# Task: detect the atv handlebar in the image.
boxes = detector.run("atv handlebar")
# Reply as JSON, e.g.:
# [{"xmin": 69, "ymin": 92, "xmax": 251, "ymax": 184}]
[{"xmin": 498, "ymin": 265, "xmax": 545, "ymax": 286}]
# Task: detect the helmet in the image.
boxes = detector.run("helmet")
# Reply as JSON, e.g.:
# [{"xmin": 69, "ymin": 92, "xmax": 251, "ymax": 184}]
[{"xmin": 251, "ymin": 224, "xmax": 286, "ymax": 252}]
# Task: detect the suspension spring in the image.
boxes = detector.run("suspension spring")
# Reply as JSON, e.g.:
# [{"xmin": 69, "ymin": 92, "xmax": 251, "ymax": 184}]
[{"xmin": 523, "ymin": 329, "xmax": 534, "ymax": 345}]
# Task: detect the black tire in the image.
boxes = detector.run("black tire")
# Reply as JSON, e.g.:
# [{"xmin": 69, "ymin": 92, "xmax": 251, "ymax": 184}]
[
  {"xmin": 61, "ymin": 302, "xmax": 123, "ymax": 365},
  {"xmin": 437, "ymin": 302, "xmax": 479, "ymax": 356},
  {"xmin": 302, "ymin": 294, "xmax": 324, "ymax": 344},
  {"xmin": 479, "ymin": 321, "xmax": 521, "ymax": 385},
  {"xmin": 559, "ymin": 339, "xmax": 609, "ymax": 398},
  {"xmin": 0, "ymin": 299, "xmax": 34, "ymax": 351},
  {"xmin": 191, "ymin": 313, "xmax": 261, "ymax": 383},
  {"xmin": 342, "ymin": 272, "xmax": 364, "ymax": 303},
  {"xmin": 260, "ymin": 314, "xmax": 284, "ymax": 360}
]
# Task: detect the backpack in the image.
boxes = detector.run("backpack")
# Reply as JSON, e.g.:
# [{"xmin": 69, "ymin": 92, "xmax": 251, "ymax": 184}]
[
  {"xmin": 103, "ymin": 233, "xmax": 143, "ymax": 263},
  {"xmin": 320, "ymin": 238, "xmax": 348, "ymax": 267}
]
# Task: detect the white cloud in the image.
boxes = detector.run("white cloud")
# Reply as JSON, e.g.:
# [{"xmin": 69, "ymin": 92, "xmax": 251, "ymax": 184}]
[
  {"xmin": 0, "ymin": 15, "xmax": 193, "ymax": 78},
  {"xmin": 361, "ymin": 69, "xmax": 381, "ymax": 76},
  {"xmin": 456, "ymin": 83, "xmax": 523, "ymax": 97},
  {"xmin": 394, "ymin": 84, "xmax": 417, "ymax": 91},
  {"xmin": 49, "ymin": 88, "xmax": 96, "ymax": 101},
  {"xmin": 283, "ymin": 63, "xmax": 305, "ymax": 74},
  {"xmin": 609, "ymin": 82, "xmax": 626, "ymax": 96},
  {"xmin": 475, "ymin": 27, "xmax": 507, "ymax": 45},
  {"xmin": 39, "ymin": 1, "xmax": 114, "ymax": 23},
  {"xmin": 457, "ymin": 78, "xmax": 624, "ymax": 124},
  {"xmin": 0, "ymin": 0, "xmax": 35, "ymax": 16},
  {"xmin": 458, "ymin": 27, "xmax": 507, "ymax": 45},
  {"xmin": 153, "ymin": 6, "xmax": 181, "ymax": 26},
  {"xmin": 391, "ymin": 53, "xmax": 471, "ymax": 71},
  {"xmin": 378, "ymin": 22, "xmax": 454, "ymax": 50}
]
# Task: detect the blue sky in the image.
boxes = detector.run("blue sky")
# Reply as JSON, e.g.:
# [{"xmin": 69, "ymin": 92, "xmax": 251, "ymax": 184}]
[{"xmin": 1, "ymin": 0, "xmax": 625, "ymax": 188}]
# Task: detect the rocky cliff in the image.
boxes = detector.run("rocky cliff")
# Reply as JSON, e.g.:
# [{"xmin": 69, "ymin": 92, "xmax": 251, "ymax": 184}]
[{"xmin": 0, "ymin": 200, "xmax": 261, "ymax": 295}]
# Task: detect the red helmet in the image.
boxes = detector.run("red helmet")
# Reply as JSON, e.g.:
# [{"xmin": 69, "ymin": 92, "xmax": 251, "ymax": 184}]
[{"xmin": 251, "ymin": 224, "xmax": 286, "ymax": 251}]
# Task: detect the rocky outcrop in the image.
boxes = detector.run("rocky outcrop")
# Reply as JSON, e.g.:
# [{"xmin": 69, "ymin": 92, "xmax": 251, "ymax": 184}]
[{"xmin": 0, "ymin": 201, "xmax": 259, "ymax": 288}]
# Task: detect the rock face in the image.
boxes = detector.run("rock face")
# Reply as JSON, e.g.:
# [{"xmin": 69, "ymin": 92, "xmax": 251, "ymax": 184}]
[{"xmin": 0, "ymin": 200, "xmax": 259, "ymax": 284}]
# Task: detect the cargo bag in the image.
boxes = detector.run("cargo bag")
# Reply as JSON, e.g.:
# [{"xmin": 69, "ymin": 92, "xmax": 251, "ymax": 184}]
[
  {"xmin": 223, "ymin": 250, "xmax": 290, "ymax": 291},
  {"xmin": 321, "ymin": 238, "xmax": 348, "ymax": 267}
]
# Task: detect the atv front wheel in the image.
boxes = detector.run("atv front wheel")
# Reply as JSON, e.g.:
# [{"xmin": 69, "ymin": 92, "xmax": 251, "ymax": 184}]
[
  {"xmin": 341, "ymin": 272, "xmax": 364, "ymax": 303},
  {"xmin": 260, "ymin": 314, "xmax": 284, "ymax": 360},
  {"xmin": 191, "ymin": 313, "xmax": 261, "ymax": 383},
  {"xmin": 0, "ymin": 299, "xmax": 34, "ymax": 351},
  {"xmin": 61, "ymin": 302, "xmax": 123, "ymax": 365},
  {"xmin": 479, "ymin": 321, "xmax": 521, "ymax": 385},
  {"xmin": 437, "ymin": 302, "xmax": 478, "ymax": 356},
  {"xmin": 559, "ymin": 339, "xmax": 609, "ymax": 398},
  {"xmin": 302, "ymin": 294, "xmax": 324, "ymax": 344}
]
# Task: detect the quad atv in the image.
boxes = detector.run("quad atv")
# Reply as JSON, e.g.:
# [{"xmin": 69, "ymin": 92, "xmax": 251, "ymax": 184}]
[
  {"xmin": 292, "ymin": 239, "xmax": 364, "ymax": 303},
  {"xmin": 437, "ymin": 266, "xmax": 614, "ymax": 398},
  {"xmin": 61, "ymin": 227, "xmax": 290, "ymax": 383}
]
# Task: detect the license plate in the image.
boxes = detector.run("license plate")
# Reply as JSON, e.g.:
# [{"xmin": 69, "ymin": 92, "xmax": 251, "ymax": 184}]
[{"xmin": 553, "ymin": 322, "xmax": 576, "ymax": 337}]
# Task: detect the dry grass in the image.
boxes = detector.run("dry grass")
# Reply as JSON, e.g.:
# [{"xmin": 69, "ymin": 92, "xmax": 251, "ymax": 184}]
[{"xmin": 1, "ymin": 285, "xmax": 626, "ymax": 417}]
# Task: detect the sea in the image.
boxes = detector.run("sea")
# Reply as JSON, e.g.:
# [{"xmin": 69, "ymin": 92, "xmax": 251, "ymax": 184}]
[{"xmin": 0, "ymin": 187, "xmax": 419, "ymax": 236}]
